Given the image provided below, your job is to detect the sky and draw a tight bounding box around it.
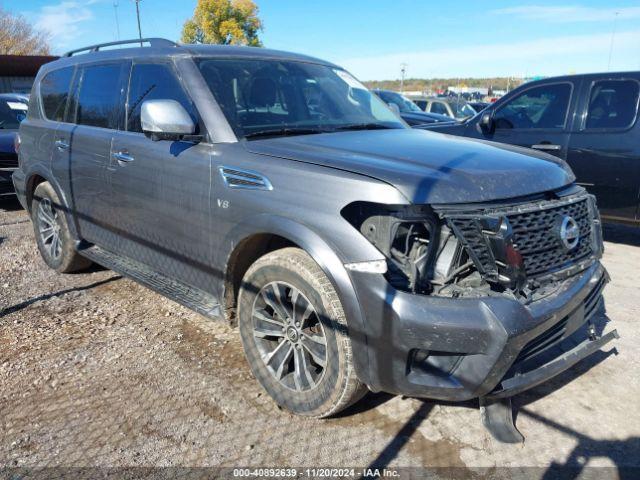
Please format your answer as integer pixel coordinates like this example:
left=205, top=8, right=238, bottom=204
left=5, top=0, right=640, bottom=80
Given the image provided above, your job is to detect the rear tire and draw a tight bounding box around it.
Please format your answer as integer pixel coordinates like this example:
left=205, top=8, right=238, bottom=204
left=238, top=247, right=367, bottom=417
left=31, top=182, right=92, bottom=273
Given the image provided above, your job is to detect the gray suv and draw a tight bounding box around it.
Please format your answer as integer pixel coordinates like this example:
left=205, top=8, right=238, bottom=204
left=13, top=39, right=617, bottom=440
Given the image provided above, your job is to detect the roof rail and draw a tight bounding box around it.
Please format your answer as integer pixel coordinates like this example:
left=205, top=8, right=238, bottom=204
left=63, top=38, right=178, bottom=57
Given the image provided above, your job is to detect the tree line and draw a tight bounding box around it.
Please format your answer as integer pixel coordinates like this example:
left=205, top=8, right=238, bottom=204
left=364, top=77, right=526, bottom=94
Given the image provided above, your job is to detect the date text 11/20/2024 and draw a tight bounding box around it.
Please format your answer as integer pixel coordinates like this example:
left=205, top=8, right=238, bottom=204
left=232, top=468, right=400, bottom=478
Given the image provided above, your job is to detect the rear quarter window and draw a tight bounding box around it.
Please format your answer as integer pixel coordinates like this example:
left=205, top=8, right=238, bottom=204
left=586, top=79, right=640, bottom=130
left=40, top=67, right=75, bottom=122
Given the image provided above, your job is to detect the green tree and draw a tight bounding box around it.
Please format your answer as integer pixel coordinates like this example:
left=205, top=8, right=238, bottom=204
left=181, top=0, right=263, bottom=47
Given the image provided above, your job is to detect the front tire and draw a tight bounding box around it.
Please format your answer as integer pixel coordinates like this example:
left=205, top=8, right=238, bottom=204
left=31, top=182, right=92, bottom=273
left=238, top=247, right=366, bottom=417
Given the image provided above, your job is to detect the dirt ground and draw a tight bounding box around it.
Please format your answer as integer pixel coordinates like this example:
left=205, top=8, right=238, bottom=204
left=1, top=196, right=639, bottom=478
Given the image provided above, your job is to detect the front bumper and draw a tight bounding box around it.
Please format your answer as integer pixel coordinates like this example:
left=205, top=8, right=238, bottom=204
left=349, top=261, right=615, bottom=401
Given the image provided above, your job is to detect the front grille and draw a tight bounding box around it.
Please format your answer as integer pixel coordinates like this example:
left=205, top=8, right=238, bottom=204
left=509, top=198, right=592, bottom=276
left=0, top=153, right=18, bottom=169
left=446, top=194, right=595, bottom=281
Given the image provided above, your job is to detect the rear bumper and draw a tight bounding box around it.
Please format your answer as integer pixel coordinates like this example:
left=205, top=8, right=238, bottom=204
left=348, top=261, right=614, bottom=401
left=10, top=168, right=27, bottom=208
left=0, top=168, right=17, bottom=196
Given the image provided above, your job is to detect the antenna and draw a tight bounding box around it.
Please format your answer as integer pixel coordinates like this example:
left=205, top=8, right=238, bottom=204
left=133, top=0, right=143, bottom=46
left=607, top=11, right=619, bottom=71
left=113, top=1, right=121, bottom=41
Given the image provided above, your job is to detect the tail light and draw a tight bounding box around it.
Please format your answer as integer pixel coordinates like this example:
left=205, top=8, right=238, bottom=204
left=14, top=133, right=21, bottom=154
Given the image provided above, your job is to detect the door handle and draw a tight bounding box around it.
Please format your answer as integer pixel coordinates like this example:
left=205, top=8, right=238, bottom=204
left=112, top=151, right=134, bottom=164
left=531, top=143, right=561, bottom=151
left=55, top=140, right=70, bottom=151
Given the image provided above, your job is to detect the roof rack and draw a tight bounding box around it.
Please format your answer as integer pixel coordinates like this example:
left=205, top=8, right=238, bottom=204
left=63, top=38, right=178, bottom=57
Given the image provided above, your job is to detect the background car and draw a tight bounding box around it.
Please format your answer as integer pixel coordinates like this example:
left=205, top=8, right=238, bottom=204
left=422, top=71, right=640, bottom=225
left=372, top=89, right=456, bottom=126
left=0, top=93, right=28, bottom=196
left=417, top=97, right=478, bottom=120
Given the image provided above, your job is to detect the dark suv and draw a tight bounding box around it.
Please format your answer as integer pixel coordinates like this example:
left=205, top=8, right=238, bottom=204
left=422, top=72, right=640, bottom=225
left=13, top=39, right=617, bottom=436
left=0, top=93, right=29, bottom=196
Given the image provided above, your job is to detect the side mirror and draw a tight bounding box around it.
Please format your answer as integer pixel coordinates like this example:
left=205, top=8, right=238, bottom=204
left=387, top=102, right=401, bottom=117
left=141, top=99, right=196, bottom=142
left=479, top=111, right=494, bottom=133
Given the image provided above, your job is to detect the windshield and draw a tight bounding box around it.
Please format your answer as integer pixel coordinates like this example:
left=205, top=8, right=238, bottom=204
left=0, top=99, right=28, bottom=130
left=376, top=90, right=422, bottom=113
left=197, top=59, right=405, bottom=138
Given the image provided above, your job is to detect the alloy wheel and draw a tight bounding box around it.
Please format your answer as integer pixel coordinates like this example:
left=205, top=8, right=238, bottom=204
left=251, top=281, right=327, bottom=392
left=37, top=198, right=62, bottom=261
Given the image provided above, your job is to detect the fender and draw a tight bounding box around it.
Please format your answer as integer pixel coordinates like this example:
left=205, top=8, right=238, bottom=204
left=23, top=165, right=82, bottom=244
left=219, top=214, right=374, bottom=387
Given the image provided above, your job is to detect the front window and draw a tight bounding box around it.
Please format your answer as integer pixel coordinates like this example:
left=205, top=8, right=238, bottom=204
left=0, top=98, right=28, bottom=130
left=376, top=90, right=423, bottom=113
left=450, top=101, right=476, bottom=119
left=494, top=83, right=572, bottom=130
left=197, top=58, right=405, bottom=138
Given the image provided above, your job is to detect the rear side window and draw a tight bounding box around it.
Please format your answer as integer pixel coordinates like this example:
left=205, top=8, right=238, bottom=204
left=495, top=83, right=572, bottom=130
left=76, top=64, right=124, bottom=129
left=586, top=79, right=639, bottom=130
left=126, top=63, right=197, bottom=133
left=40, top=67, right=74, bottom=122
left=430, top=102, right=448, bottom=116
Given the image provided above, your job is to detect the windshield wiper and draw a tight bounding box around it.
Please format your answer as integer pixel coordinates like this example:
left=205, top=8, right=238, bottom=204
left=244, top=127, right=327, bottom=139
left=332, top=123, right=396, bottom=131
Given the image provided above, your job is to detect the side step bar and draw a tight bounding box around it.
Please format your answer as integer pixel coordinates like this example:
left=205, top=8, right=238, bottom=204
left=78, top=244, right=221, bottom=319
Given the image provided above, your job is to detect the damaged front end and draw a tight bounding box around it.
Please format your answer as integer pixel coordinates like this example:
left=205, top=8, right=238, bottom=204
left=342, top=184, right=604, bottom=305
left=341, top=184, right=617, bottom=442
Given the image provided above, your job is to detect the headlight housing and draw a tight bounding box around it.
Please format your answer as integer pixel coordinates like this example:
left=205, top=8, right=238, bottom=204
left=342, top=202, right=472, bottom=295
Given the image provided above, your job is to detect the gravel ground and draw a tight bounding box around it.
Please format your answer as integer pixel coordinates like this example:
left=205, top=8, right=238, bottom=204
left=1, top=197, right=639, bottom=477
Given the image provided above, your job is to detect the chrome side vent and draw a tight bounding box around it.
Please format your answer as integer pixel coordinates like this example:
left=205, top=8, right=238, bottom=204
left=219, top=166, right=273, bottom=190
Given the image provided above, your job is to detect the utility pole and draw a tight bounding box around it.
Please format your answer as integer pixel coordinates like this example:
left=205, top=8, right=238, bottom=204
left=607, top=11, right=619, bottom=71
left=400, top=63, right=408, bottom=93
left=134, top=0, right=143, bottom=45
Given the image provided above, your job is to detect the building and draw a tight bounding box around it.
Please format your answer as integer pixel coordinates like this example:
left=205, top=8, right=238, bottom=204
left=0, top=55, right=58, bottom=94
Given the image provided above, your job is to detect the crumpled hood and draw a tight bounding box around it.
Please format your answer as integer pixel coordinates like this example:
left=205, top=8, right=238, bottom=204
left=0, top=131, right=17, bottom=154
left=245, top=129, right=575, bottom=204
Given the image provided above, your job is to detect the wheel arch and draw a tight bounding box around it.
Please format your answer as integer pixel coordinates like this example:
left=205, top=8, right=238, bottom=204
left=219, top=215, right=372, bottom=386
left=25, top=169, right=80, bottom=241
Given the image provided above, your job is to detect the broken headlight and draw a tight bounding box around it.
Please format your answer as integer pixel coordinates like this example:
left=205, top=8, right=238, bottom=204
left=342, top=202, right=481, bottom=295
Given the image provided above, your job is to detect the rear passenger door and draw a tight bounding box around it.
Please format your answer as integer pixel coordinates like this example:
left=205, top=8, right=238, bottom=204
left=489, top=81, right=576, bottom=159
left=68, top=61, right=129, bottom=247
left=38, top=66, right=76, bottom=198
left=108, top=61, right=215, bottom=291
left=567, top=77, right=640, bottom=222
